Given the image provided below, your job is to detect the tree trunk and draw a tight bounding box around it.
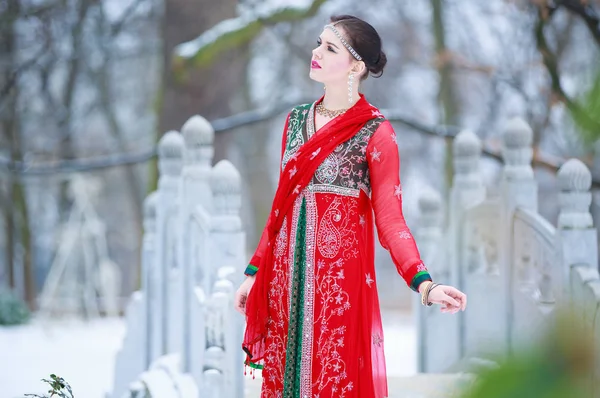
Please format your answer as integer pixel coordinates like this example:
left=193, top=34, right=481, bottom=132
left=0, top=0, right=36, bottom=307
left=151, top=0, right=250, bottom=191
left=431, top=0, right=459, bottom=192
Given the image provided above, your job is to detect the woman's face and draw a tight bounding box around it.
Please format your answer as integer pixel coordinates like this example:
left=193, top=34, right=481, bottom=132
left=309, top=27, right=356, bottom=85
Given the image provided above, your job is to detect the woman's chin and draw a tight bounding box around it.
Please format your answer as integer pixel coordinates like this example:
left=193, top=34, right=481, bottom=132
left=309, top=70, right=324, bottom=82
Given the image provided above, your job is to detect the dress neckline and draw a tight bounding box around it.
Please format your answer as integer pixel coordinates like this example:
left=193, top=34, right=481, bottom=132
left=307, top=99, right=341, bottom=139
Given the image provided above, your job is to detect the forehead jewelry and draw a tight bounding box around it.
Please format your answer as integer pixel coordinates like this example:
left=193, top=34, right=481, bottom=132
left=324, top=24, right=362, bottom=61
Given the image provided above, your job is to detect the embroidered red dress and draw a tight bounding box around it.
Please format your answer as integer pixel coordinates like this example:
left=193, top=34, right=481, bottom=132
left=243, top=97, right=432, bottom=398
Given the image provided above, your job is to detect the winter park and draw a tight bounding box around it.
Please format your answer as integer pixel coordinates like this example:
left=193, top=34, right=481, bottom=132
left=2, top=0, right=600, bottom=397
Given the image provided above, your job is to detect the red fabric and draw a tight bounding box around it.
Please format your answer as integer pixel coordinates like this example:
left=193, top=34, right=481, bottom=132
left=368, top=120, right=425, bottom=283
left=242, top=94, right=380, bottom=363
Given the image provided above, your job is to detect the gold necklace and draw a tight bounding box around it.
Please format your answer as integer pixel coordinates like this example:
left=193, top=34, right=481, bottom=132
left=316, top=102, right=347, bottom=118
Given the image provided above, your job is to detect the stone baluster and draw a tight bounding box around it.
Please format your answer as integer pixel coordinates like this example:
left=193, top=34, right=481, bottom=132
left=209, top=160, right=245, bottom=292
left=415, top=189, right=443, bottom=372
left=142, top=192, right=157, bottom=368
left=499, top=118, right=537, bottom=353
left=181, top=115, right=215, bottom=210
left=416, top=189, right=443, bottom=271
left=209, top=159, right=245, bottom=398
left=448, top=129, right=485, bottom=362
left=156, top=131, right=184, bottom=358
left=556, top=159, right=597, bottom=299
left=179, top=115, right=214, bottom=372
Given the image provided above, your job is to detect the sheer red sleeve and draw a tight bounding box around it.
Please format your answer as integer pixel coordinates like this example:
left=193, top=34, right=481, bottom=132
left=367, top=120, right=432, bottom=291
left=244, top=113, right=291, bottom=276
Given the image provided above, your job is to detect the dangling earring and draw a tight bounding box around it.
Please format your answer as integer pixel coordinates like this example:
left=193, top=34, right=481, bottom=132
left=348, top=73, right=354, bottom=103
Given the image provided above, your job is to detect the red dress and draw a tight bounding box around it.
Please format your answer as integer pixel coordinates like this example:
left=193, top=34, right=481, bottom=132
left=244, top=100, right=431, bottom=398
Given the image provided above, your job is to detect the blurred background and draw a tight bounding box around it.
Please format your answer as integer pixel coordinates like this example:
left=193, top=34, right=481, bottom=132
left=1, top=0, right=599, bottom=397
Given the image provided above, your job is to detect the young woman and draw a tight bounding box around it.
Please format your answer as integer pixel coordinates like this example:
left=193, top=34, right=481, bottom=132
left=234, top=15, right=467, bottom=398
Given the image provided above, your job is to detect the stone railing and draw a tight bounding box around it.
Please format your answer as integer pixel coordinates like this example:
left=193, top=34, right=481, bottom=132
left=416, top=118, right=600, bottom=393
left=110, top=115, right=245, bottom=398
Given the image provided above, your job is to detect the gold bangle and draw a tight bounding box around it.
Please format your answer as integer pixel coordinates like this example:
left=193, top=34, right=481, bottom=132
left=420, top=281, right=433, bottom=306
left=425, top=283, right=439, bottom=307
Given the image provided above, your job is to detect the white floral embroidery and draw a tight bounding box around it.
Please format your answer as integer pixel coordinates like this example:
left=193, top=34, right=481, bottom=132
left=372, top=334, right=383, bottom=347
left=289, top=165, right=297, bottom=179
left=289, top=150, right=301, bottom=162
left=365, top=273, right=374, bottom=287
left=310, top=147, right=322, bottom=159
left=391, top=132, right=397, bottom=142
left=416, top=262, right=428, bottom=272
left=370, top=147, right=381, bottom=162
left=398, top=230, right=411, bottom=239
left=359, top=215, right=365, bottom=226
left=394, top=184, right=402, bottom=199
left=371, top=109, right=383, bottom=118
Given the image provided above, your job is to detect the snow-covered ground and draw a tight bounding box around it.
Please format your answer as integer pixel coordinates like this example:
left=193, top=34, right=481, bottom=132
left=1, top=310, right=416, bottom=398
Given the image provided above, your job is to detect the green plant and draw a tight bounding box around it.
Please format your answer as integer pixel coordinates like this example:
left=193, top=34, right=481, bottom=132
left=24, top=374, right=74, bottom=398
left=460, top=312, right=595, bottom=398
left=0, top=288, right=30, bottom=326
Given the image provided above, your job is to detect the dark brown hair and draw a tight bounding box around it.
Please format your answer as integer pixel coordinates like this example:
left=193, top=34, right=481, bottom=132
left=330, top=15, right=387, bottom=80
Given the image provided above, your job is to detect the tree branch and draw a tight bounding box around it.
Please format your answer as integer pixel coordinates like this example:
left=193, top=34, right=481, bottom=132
left=0, top=42, right=49, bottom=110
left=534, top=5, right=600, bottom=133
left=4, top=100, right=597, bottom=188
left=556, top=0, right=600, bottom=46
left=172, top=0, right=328, bottom=69
left=110, top=0, right=147, bottom=37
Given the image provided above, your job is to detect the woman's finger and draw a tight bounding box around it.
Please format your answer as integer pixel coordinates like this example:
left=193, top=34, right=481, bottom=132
left=445, top=287, right=468, bottom=311
left=234, top=292, right=246, bottom=315
left=441, top=294, right=460, bottom=308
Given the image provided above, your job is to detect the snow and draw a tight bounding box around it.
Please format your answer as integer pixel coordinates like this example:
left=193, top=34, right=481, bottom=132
left=1, top=310, right=417, bottom=398
left=1, top=317, right=126, bottom=398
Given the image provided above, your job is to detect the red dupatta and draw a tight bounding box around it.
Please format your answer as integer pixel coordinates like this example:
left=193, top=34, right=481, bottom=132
left=242, top=94, right=380, bottom=366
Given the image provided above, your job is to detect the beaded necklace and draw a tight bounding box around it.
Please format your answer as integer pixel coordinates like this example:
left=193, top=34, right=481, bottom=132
left=315, top=102, right=347, bottom=118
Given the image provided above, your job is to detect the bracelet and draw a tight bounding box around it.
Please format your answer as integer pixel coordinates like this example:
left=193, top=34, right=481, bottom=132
left=420, top=281, right=433, bottom=306
left=423, top=283, right=439, bottom=307
left=424, top=283, right=442, bottom=307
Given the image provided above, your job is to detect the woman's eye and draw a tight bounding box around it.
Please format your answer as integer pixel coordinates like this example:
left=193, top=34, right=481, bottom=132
left=327, top=46, right=335, bottom=52
left=316, top=39, right=322, bottom=46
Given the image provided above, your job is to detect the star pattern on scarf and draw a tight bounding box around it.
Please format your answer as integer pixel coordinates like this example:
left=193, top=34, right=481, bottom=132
left=394, top=184, right=402, bottom=199
left=310, top=147, right=321, bottom=160
left=370, top=147, right=381, bottom=162
left=372, top=333, right=383, bottom=347
left=366, top=273, right=374, bottom=287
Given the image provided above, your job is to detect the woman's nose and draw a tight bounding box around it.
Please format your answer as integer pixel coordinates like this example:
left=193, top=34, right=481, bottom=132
left=312, top=48, right=321, bottom=59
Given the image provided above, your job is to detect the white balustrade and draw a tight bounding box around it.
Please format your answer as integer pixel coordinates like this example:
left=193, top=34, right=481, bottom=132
left=111, top=115, right=245, bottom=398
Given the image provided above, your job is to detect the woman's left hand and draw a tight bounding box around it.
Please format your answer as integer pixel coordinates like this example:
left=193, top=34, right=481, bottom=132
left=427, top=284, right=467, bottom=314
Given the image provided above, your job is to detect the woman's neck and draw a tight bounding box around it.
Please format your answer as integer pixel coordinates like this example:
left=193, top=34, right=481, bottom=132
left=322, top=82, right=360, bottom=110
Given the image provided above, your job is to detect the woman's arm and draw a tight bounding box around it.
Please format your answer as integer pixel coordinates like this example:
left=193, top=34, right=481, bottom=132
left=367, top=120, right=432, bottom=291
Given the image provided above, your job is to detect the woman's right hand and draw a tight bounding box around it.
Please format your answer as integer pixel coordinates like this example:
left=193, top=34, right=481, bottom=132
left=234, top=275, right=256, bottom=315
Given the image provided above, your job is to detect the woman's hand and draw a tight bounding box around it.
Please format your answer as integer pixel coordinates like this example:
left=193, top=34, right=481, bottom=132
left=234, top=275, right=255, bottom=315
left=422, top=283, right=467, bottom=314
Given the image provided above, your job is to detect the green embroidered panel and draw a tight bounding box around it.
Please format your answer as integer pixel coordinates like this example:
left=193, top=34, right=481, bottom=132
left=282, top=198, right=307, bottom=397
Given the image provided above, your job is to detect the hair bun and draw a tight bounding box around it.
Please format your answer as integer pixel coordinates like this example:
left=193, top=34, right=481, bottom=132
left=369, top=50, right=387, bottom=78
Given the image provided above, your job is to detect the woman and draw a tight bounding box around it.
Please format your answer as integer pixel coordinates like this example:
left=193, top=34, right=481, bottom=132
left=234, top=15, right=467, bottom=398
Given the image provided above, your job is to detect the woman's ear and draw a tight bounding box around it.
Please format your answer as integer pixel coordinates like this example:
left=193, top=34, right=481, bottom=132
left=352, top=60, right=367, bottom=78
